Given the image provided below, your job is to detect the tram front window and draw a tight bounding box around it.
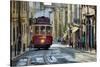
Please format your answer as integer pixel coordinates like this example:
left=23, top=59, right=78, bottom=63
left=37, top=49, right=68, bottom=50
left=46, top=26, right=51, bottom=35
left=41, top=26, right=45, bottom=34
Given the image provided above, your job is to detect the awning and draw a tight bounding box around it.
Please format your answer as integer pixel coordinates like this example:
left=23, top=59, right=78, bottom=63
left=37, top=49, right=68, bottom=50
left=63, top=25, right=79, bottom=38
left=72, top=27, right=79, bottom=33
left=63, top=30, right=68, bottom=39
left=63, top=32, right=67, bottom=38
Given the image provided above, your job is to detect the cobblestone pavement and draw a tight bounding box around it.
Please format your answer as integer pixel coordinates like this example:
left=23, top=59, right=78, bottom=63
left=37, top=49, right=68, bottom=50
left=11, top=43, right=96, bottom=66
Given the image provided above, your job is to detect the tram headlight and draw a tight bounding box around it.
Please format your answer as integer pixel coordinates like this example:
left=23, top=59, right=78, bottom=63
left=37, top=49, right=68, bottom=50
left=40, top=39, right=45, bottom=44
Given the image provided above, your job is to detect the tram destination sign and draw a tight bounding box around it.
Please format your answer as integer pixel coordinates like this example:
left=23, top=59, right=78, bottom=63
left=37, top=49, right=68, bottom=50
left=35, top=16, right=50, bottom=24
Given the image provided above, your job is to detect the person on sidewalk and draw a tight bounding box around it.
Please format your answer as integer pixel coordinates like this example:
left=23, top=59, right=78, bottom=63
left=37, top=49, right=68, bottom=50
left=17, top=41, right=21, bottom=55
left=70, top=40, right=73, bottom=48
left=17, top=33, right=21, bottom=55
left=29, top=40, right=34, bottom=50
left=81, top=35, right=85, bottom=50
left=23, top=43, right=25, bottom=52
left=79, top=39, right=82, bottom=49
left=77, top=39, right=80, bottom=49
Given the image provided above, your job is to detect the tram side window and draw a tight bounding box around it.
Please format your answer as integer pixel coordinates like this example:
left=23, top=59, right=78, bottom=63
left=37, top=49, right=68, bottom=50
left=35, top=26, right=39, bottom=34
left=46, top=26, right=51, bottom=35
left=41, top=26, right=45, bottom=34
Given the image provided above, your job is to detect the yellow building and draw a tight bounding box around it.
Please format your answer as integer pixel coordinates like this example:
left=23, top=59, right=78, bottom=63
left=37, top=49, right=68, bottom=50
left=19, top=1, right=29, bottom=52
left=10, top=0, right=29, bottom=58
left=52, top=4, right=68, bottom=42
left=62, top=4, right=81, bottom=46
left=11, top=0, right=19, bottom=58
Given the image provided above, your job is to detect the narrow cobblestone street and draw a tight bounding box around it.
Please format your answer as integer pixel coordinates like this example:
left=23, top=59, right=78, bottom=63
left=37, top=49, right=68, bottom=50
left=10, top=1, right=97, bottom=66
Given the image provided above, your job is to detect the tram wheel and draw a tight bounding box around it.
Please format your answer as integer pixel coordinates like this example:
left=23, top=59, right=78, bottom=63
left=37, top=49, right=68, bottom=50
left=38, top=48, right=40, bottom=50
left=44, top=47, right=49, bottom=50
left=44, top=45, right=50, bottom=50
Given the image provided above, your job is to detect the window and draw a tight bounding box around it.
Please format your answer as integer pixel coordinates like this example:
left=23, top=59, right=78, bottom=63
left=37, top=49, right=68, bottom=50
left=12, top=1, right=15, bottom=13
left=24, top=24, right=26, bottom=34
left=40, top=26, right=45, bottom=34
left=17, top=26, right=18, bottom=37
left=23, top=2, right=26, bottom=11
left=13, top=27, right=15, bottom=42
left=16, top=1, right=19, bottom=13
left=13, top=1, right=15, bottom=9
left=46, top=26, right=51, bottom=34
left=10, top=1, right=12, bottom=12
left=21, top=24, right=23, bottom=34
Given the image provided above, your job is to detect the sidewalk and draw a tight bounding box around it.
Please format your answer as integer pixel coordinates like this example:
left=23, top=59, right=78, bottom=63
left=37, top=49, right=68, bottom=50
left=11, top=48, right=29, bottom=61
left=74, top=49, right=96, bottom=62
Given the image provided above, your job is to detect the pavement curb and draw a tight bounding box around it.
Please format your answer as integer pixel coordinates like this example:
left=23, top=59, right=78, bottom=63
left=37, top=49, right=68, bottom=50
left=75, top=48, right=96, bottom=54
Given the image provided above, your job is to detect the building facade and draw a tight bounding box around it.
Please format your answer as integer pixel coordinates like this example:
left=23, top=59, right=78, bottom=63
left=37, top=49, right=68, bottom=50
left=81, top=5, right=96, bottom=50
left=10, top=0, right=29, bottom=59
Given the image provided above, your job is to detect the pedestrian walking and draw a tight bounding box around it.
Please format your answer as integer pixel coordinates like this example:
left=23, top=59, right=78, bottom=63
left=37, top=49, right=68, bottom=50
left=17, top=41, right=21, bottom=55
left=79, top=39, right=82, bottom=49
left=70, top=40, right=73, bottom=48
left=82, top=36, right=85, bottom=50
left=75, top=39, right=78, bottom=49
left=23, top=43, right=25, bottom=52
left=17, top=33, right=21, bottom=55
left=29, top=40, right=34, bottom=50
left=77, top=39, right=79, bottom=48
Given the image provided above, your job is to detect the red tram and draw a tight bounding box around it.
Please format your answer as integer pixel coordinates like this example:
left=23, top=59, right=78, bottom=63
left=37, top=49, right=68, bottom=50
left=31, top=16, right=52, bottom=49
